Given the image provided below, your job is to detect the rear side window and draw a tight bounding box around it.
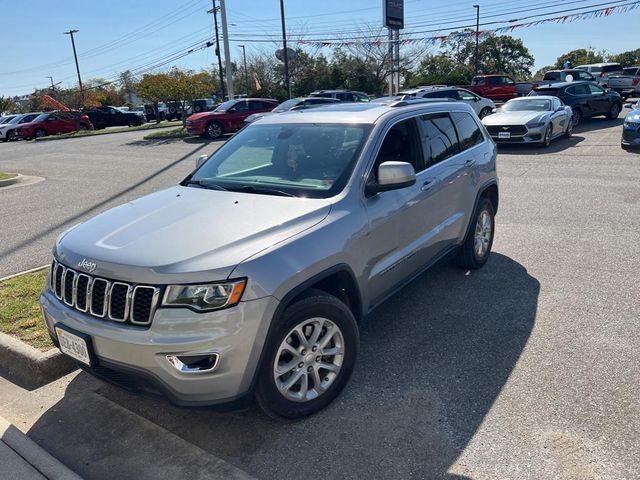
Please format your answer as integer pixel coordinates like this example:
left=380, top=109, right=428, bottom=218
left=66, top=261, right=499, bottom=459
left=488, top=77, right=501, bottom=85
left=544, top=72, right=560, bottom=81
left=577, top=71, right=593, bottom=80
left=418, top=113, right=460, bottom=168
left=530, top=88, right=559, bottom=96
left=451, top=112, right=484, bottom=150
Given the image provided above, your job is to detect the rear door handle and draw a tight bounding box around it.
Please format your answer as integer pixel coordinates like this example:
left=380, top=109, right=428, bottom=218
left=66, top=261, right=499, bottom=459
left=421, top=179, right=436, bottom=191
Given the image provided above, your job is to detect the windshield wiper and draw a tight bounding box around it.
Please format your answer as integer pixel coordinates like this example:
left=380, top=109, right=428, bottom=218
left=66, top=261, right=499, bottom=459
left=230, top=185, right=296, bottom=197
left=184, top=179, right=227, bottom=191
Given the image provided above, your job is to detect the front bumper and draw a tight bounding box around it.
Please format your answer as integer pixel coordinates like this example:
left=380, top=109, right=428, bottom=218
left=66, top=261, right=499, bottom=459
left=40, top=289, right=279, bottom=406
left=488, top=124, right=544, bottom=144
left=186, top=121, right=206, bottom=135
left=622, top=124, right=640, bottom=147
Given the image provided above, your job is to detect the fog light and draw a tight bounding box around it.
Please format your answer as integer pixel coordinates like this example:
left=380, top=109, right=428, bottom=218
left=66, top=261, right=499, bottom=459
left=166, top=353, right=220, bottom=373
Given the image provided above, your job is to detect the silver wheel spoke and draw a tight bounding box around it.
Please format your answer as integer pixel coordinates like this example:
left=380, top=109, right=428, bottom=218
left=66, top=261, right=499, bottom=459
left=280, top=369, right=304, bottom=393
left=298, top=372, right=309, bottom=398
left=292, top=326, right=310, bottom=349
left=311, top=366, right=324, bottom=392
left=321, top=345, right=343, bottom=356
left=318, top=362, right=340, bottom=373
left=275, top=358, right=300, bottom=376
left=317, top=324, right=336, bottom=350
left=308, top=318, right=325, bottom=346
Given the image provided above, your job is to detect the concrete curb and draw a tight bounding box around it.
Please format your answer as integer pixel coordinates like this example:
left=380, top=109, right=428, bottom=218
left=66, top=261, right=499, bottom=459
left=0, top=332, right=76, bottom=388
left=0, top=264, right=49, bottom=282
left=33, top=123, right=182, bottom=143
left=0, top=173, right=21, bottom=188
left=1, top=416, right=83, bottom=479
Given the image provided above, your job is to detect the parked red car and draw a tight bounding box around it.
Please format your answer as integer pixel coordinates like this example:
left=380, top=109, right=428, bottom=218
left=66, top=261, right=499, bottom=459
left=464, top=75, right=518, bottom=101
left=186, top=98, right=278, bottom=138
left=19, top=111, right=93, bottom=139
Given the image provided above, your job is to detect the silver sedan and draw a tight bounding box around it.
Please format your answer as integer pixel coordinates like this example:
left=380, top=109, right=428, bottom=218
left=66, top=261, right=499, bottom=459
left=482, top=96, right=573, bottom=147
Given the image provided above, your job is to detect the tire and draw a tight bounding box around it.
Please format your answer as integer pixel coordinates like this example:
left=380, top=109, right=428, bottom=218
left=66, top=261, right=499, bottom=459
left=194, top=105, right=202, bottom=113
left=205, top=121, right=223, bottom=139
left=6, top=130, right=16, bottom=141
left=255, top=289, right=359, bottom=419
left=479, top=107, right=493, bottom=119
left=572, top=108, right=582, bottom=127
left=128, top=119, right=139, bottom=127
left=455, top=197, right=495, bottom=270
left=34, top=128, right=47, bottom=138
left=78, top=123, right=87, bottom=131
left=540, top=124, right=552, bottom=148
left=607, top=102, right=621, bottom=120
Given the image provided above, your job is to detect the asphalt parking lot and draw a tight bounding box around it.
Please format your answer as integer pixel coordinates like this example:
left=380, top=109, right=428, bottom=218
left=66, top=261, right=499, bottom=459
left=1, top=114, right=639, bottom=479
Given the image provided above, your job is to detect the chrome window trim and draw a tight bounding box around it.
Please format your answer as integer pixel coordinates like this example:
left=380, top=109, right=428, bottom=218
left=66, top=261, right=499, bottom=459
left=108, top=282, right=131, bottom=322
left=130, top=285, right=160, bottom=325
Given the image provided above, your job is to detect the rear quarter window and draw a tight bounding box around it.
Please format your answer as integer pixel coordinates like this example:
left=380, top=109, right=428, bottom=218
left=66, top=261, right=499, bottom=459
left=451, top=112, right=484, bottom=150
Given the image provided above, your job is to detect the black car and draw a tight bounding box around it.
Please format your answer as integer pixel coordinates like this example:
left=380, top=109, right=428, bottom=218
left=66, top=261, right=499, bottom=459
left=84, top=106, right=144, bottom=129
left=529, top=81, right=622, bottom=125
left=191, top=98, right=216, bottom=113
left=243, top=96, right=340, bottom=125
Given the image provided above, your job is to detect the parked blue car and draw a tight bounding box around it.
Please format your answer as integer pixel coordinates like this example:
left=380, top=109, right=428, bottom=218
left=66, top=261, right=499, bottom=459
left=622, top=100, right=640, bottom=149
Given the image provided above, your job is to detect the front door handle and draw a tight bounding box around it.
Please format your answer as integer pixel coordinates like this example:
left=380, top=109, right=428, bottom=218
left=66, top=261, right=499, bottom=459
left=465, top=158, right=476, bottom=166
left=421, top=179, right=436, bottom=191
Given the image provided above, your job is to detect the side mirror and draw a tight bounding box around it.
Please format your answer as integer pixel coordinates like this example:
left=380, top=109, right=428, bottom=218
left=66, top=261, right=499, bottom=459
left=366, top=161, right=416, bottom=196
left=196, top=154, right=208, bottom=169
left=624, top=102, right=633, bottom=109
left=491, top=108, right=498, bottom=114
left=555, top=106, right=564, bottom=112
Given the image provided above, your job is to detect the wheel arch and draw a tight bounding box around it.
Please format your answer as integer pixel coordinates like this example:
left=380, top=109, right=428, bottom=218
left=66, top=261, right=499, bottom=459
left=461, top=180, right=499, bottom=243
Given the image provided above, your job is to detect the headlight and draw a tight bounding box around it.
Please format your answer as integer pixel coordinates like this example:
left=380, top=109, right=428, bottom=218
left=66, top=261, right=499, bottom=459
left=162, top=279, right=246, bottom=311
left=526, top=121, right=545, bottom=128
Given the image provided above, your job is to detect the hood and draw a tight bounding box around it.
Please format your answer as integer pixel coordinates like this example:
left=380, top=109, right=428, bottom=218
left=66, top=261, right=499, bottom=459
left=483, top=110, right=547, bottom=125
left=187, top=111, right=224, bottom=122
left=56, top=186, right=331, bottom=284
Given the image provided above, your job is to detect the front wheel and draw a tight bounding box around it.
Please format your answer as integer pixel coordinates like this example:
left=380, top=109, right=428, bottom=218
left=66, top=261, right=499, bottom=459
left=572, top=109, right=582, bottom=127
left=34, top=128, right=47, bottom=138
left=541, top=124, right=552, bottom=148
left=479, top=107, right=493, bottom=119
left=456, top=197, right=495, bottom=270
left=205, top=121, right=223, bottom=139
left=563, top=117, right=573, bottom=138
left=607, top=102, right=621, bottom=120
left=256, top=290, right=359, bottom=419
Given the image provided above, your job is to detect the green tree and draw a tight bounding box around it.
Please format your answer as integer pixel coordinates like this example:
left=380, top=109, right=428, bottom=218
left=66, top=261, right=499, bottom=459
left=166, top=68, right=213, bottom=127
left=533, top=65, right=555, bottom=79
left=134, top=73, right=174, bottom=122
left=0, top=96, right=16, bottom=114
left=554, top=48, right=605, bottom=68
left=610, top=49, right=640, bottom=66
left=411, top=54, right=471, bottom=87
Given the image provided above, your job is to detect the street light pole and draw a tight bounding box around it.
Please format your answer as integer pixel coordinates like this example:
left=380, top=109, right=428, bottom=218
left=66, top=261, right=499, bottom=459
left=238, top=45, right=249, bottom=95
left=219, top=0, right=234, bottom=99
left=279, top=0, right=291, bottom=99
left=209, top=0, right=225, bottom=99
left=473, top=5, right=480, bottom=76
left=63, top=29, right=83, bottom=105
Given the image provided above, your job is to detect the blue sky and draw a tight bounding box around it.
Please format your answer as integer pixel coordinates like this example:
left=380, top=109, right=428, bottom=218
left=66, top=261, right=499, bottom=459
left=1, top=0, right=637, bottom=97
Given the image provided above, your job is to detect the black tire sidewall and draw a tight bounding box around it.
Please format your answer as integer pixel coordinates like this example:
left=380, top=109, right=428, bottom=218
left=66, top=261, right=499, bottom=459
left=456, top=197, right=495, bottom=269
left=609, top=103, right=620, bottom=119
left=256, top=292, right=359, bottom=419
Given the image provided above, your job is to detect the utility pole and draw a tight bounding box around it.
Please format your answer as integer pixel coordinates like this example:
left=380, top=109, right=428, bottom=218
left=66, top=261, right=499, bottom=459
left=473, top=5, right=480, bottom=76
left=219, top=0, right=234, bottom=99
left=46, top=76, right=55, bottom=90
left=208, top=0, right=225, bottom=99
left=279, top=0, right=291, bottom=99
left=63, top=29, right=83, bottom=106
left=238, top=45, right=249, bottom=95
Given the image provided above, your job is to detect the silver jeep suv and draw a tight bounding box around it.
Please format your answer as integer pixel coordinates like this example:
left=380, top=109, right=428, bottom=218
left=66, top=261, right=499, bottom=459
left=40, top=99, right=499, bottom=418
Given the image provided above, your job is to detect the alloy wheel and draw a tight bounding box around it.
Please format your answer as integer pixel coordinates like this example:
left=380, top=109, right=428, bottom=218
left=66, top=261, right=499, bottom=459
left=474, top=209, right=492, bottom=258
left=207, top=123, right=222, bottom=138
left=273, top=317, right=345, bottom=402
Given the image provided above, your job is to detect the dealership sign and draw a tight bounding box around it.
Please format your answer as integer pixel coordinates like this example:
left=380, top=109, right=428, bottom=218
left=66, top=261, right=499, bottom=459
left=383, top=0, right=404, bottom=29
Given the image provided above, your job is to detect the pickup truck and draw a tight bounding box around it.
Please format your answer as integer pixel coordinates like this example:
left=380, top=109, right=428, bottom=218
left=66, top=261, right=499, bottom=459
left=608, top=67, right=640, bottom=99
left=464, top=75, right=518, bottom=101
left=515, top=69, right=597, bottom=96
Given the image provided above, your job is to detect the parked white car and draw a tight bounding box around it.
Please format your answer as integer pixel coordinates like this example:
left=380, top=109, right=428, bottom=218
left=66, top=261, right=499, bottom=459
left=398, top=86, right=496, bottom=119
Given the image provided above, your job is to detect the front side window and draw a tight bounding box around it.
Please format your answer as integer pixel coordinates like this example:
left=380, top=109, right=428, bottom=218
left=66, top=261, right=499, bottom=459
left=451, top=112, right=484, bottom=151
left=552, top=98, right=562, bottom=111
left=457, top=89, right=477, bottom=101
left=190, top=123, right=370, bottom=198
left=588, top=84, right=604, bottom=95
left=214, top=100, right=239, bottom=112
left=373, top=119, right=423, bottom=176
left=419, top=113, right=460, bottom=168
left=578, top=71, right=594, bottom=80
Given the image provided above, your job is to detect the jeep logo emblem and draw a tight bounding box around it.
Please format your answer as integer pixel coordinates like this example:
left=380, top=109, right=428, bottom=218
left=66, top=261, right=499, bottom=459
left=77, top=258, right=97, bottom=273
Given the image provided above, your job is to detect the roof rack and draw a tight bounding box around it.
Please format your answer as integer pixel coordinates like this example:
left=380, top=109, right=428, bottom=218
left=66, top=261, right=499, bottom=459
left=389, top=97, right=457, bottom=108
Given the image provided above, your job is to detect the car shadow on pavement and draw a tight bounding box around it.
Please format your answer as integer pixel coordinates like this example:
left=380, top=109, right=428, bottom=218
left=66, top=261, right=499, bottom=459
left=26, top=253, right=539, bottom=480
left=124, top=135, right=229, bottom=147
left=498, top=135, right=585, bottom=155
left=572, top=116, right=623, bottom=135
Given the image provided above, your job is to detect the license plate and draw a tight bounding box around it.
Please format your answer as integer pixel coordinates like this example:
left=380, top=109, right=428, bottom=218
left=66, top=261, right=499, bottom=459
left=55, top=327, right=91, bottom=365
left=498, top=132, right=511, bottom=139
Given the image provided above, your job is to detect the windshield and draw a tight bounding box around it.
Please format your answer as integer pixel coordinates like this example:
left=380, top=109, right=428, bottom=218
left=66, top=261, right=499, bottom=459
left=32, top=113, right=49, bottom=122
left=214, top=100, right=238, bottom=112
left=189, top=123, right=370, bottom=198
left=273, top=99, right=300, bottom=113
left=503, top=99, right=551, bottom=112
left=0, top=116, right=17, bottom=124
